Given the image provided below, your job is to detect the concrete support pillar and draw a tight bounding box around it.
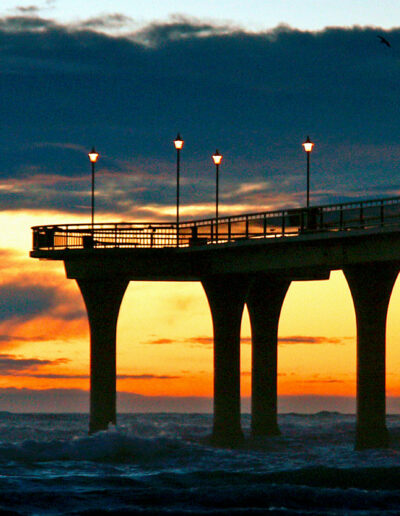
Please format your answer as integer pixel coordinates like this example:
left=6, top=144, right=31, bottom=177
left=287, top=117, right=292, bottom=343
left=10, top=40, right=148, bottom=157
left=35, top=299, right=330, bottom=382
left=344, top=263, right=398, bottom=449
left=246, top=276, right=290, bottom=437
left=202, top=275, right=249, bottom=447
left=77, top=278, right=129, bottom=434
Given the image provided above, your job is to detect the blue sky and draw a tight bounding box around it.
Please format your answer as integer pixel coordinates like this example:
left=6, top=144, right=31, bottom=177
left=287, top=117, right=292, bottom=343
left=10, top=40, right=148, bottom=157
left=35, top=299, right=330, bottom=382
left=1, top=1, right=400, bottom=32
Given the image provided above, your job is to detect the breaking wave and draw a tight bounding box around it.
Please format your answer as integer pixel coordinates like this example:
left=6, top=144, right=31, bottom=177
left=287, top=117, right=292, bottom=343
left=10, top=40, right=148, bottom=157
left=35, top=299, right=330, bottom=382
left=0, top=413, right=400, bottom=514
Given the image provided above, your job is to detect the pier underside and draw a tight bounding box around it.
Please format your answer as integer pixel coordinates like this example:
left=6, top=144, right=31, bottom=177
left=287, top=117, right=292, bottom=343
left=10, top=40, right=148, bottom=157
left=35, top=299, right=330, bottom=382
left=30, top=213, right=400, bottom=449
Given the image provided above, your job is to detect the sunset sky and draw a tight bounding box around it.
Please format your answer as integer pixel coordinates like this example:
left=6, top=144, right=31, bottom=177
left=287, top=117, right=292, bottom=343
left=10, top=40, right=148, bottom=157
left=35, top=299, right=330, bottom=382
left=1, top=2, right=400, bottom=413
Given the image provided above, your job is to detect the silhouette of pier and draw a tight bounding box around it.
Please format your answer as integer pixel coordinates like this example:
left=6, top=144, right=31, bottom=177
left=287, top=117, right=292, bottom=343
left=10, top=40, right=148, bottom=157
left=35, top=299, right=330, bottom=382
left=30, top=195, right=400, bottom=449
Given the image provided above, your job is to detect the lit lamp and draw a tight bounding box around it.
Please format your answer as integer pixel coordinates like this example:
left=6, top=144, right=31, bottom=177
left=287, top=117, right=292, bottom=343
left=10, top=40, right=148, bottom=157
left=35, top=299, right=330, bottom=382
left=302, top=136, right=314, bottom=208
left=174, top=133, right=184, bottom=246
left=88, top=147, right=99, bottom=229
left=212, top=150, right=223, bottom=241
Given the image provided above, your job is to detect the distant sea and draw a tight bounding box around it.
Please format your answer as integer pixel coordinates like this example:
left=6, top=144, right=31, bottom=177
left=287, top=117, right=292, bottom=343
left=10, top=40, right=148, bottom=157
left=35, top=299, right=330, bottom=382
left=2, top=412, right=400, bottom=514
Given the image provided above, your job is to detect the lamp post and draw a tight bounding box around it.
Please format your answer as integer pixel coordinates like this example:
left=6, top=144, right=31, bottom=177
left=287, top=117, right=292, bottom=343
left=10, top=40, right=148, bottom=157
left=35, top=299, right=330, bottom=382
left=88, top=147, right=99, bottom=230
left=212, top=150, right=223, bottom=242
left=174, top=133, right=184, bottom=246
left=302, top=136, right=314, bottom=209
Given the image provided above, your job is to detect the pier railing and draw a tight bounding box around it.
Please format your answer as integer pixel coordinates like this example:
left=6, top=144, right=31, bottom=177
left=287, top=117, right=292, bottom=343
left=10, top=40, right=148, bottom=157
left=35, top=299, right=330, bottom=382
left=32, top=195, right=400, bottom=251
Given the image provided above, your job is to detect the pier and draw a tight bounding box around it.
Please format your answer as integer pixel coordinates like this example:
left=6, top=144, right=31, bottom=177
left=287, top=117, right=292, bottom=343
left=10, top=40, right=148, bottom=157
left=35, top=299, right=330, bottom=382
left=30, top=195, right=400, bottom=449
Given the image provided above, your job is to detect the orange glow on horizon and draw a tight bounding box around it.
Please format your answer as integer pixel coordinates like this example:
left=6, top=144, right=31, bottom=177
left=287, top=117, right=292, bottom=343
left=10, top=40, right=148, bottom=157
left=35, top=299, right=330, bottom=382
left=1, top=211, right=400, bottom=404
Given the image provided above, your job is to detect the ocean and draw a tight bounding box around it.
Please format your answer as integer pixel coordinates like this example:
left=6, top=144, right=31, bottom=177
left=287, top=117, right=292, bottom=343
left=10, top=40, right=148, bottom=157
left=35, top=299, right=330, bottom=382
left=1, top=412, right=400, bottom=515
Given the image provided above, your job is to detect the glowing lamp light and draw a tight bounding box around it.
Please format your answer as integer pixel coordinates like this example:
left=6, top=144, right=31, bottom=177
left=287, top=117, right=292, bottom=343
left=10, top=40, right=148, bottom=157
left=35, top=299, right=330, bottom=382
left=212, top=150, right=223, bottom=165
left=88, top=147, right=99, bottom=163
left=174, top=133, right=184, bottom=150
left=174, top=133, right=183, bottom=247
left=302, top=136, right=314, bottom=153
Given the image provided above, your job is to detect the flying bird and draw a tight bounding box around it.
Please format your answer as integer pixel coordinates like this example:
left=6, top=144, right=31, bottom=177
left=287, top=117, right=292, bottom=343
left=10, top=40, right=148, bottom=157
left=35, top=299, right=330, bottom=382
left=377, top=35, right=391, bottom=47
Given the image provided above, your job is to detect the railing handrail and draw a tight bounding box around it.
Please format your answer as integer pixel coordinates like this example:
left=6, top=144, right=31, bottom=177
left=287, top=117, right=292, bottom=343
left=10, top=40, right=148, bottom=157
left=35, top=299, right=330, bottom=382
left=31, top=194, right=400, bottom=251
left=31, top=195, right=400, bottom=231
left=31, top=221, right=177, bottom=230
left=181, top=195, right=400, bottom=226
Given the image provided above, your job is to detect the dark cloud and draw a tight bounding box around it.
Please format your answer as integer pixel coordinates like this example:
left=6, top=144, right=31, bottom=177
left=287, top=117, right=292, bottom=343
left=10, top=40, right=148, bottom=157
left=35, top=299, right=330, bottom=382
left=300, top=378, right=345, bottom=384
left=15, top=6, right=40, bottom=15
left=78, top=13, right=135, bottom=31
left=0, top=15, right=55, bottom=32
left=0, top=334, right=46, bottom=342
left=0, top=353, right=68, bottom=373
left=19, top=373, right=89, bottom=378
left=0, top=284, right=57, bottom=322
left=0, top=281, right=85, bottom=324
left=241, top=371, right=287, bottom=377
left=0, top=370, right=180, bottom=379
left=145, top=336, right=249, bottom=347
left=145, top=335, right=343, bottom=346
left=134, top=16, right=238, bottom=46
left=0, top=18, right=397, bottom=217
left=117, top=374, right=180, bottom=380
left=279, top=336, right=344, bottom=345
